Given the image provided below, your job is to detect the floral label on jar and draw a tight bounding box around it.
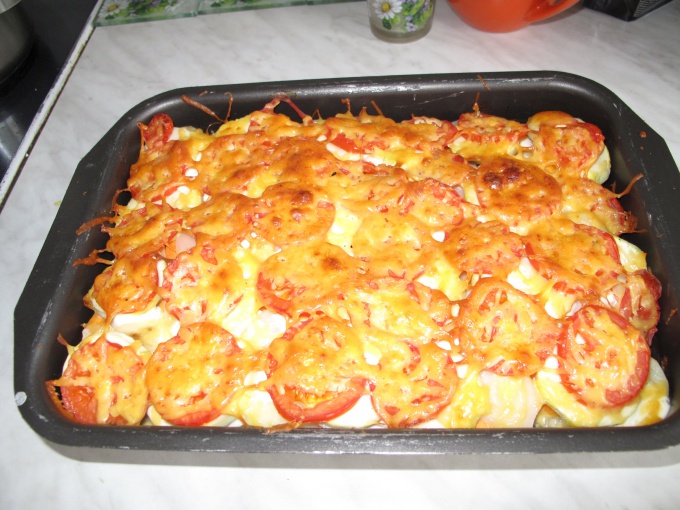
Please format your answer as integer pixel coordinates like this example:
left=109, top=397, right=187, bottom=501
left=370, top=0, right=435, bottom=37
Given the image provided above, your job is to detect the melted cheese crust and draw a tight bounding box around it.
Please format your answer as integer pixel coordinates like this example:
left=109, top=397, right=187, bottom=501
left=49, top=100, right=668, bottom=430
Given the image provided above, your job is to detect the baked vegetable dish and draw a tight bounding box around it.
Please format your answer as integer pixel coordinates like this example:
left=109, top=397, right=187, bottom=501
left=47, top=96, right=670, bottom=429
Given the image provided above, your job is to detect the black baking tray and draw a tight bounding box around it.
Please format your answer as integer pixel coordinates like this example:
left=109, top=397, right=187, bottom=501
left=14, top=71, right=680, bottom=454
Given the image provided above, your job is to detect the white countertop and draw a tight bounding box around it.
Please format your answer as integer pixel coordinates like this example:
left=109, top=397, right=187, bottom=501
left=2, top=2, right=680, bottom=508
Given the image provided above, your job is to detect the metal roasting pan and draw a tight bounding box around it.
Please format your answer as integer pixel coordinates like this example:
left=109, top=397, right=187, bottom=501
left=14, top=71, right=680, bottom=454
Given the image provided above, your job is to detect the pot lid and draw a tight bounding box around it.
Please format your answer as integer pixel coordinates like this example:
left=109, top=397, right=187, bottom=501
left=0, top=0, right=22, bottom=15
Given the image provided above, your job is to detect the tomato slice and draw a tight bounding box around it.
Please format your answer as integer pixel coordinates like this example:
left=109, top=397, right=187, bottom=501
left=268, top=378, right=366, bottom=424
left=329, top=132, right=360, bottom=153
left=350, top=210, right=431, bottom=281
left=146, top=322, right=247, bottom=426
left=54, top=337, right=148, bottom=425
left=557, top=305, right=651, bottom=408
left=573, top=223, right=621, bottom=265
left=256, top=240, right=359, bottom=317
left=401, top=178, right=466, bottom=228
left=255, top=183, right=336, bottom=248
left=455, top=278, right=560, bottom=376
left=525, top=217, right=623, bottom=282
left=526, top=111, right=605, bottom=177
left=139, top=113, right=174, bottom=152
left=453, top=112, right=529, bottom=161
left=559, top=176, right=637, bottom=236
left=266, top=317, right=370, bottom=423
left=90, top=253, right=159, bottom=318
left=404, top=116, right=459, bottom=146
left=58, top=385, right=99, bottom=424
left=627, top=270, right=662, bottom=344
left=371, top=342, right=457, bottom=427
left=161, top=239, right=245, bottom=325
left=443, top=220, right=526, bottom=280
left=474, top=156, right=562, bottom=226
left=338, top=276, right=455, bottom=338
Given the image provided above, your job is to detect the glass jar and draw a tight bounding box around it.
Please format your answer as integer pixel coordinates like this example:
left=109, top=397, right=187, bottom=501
left=367, top=0, right=436, bottom=43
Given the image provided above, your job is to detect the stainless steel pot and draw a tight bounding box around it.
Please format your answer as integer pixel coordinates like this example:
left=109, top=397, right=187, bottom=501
left=0, top=0, right=34, bottom=86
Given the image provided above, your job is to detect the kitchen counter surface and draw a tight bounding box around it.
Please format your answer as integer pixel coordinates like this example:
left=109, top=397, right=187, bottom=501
left=2, top=1, right=680, bottom=508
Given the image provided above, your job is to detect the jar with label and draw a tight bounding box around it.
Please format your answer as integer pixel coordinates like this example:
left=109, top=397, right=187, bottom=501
left=367, top=0, right=436, bottom=43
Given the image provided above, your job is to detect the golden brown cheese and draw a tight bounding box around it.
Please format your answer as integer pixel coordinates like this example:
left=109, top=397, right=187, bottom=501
left=48, top=98, right=669, bottom=430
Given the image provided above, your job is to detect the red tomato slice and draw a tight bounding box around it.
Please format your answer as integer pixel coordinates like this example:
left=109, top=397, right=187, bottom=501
left=255, top=183, right=336, bottom=248
left=329, top=132, right=360, bottom=153
left=161, top=240, right=244, bottom=325
left=268, top=378, right=366, bottom=424
left=456, top=278, right=560, bottom=376
left=528, top=112, right=605, bottom=176
left=146, top=322, right=246, bottom=426
left=56, top=337, right=147, bottom=425
left=524, top=217, right=624, bottom=283
left=350, top=210, right=431, bottom=281
left=529, top=258, right=601, bottom=318
left=443, top=220, right=526, bottom=280
left=557, top=305, right=651, bottom=408
left=165, top=409, right=222, bottom=427
left=59, top=386, right=99, bottom=424
left=627, top=270, right=662, bottom=344
left=456, top=112, right=529, bottom=150
left=371, top=342, right=457, bottom=428
left=401, top=178, right=466, bottom=228
left=256, top=240, right=358, bottom=317
left=404, top=116, right=459, bottom=145
left=266, top=317, right=370, bottom=423
left=256, top=272, right=303, bottom=316
left=559, top=176, right=637, bottom=236
left=91, top=254, right=159, bottom=318
left=474, top=157, right=562, bottom=226
left=573, top=223, right=621, bottom=265
left=139, top=113, right=174, bottom=152
left=338, top=276, right=456, bottom=339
